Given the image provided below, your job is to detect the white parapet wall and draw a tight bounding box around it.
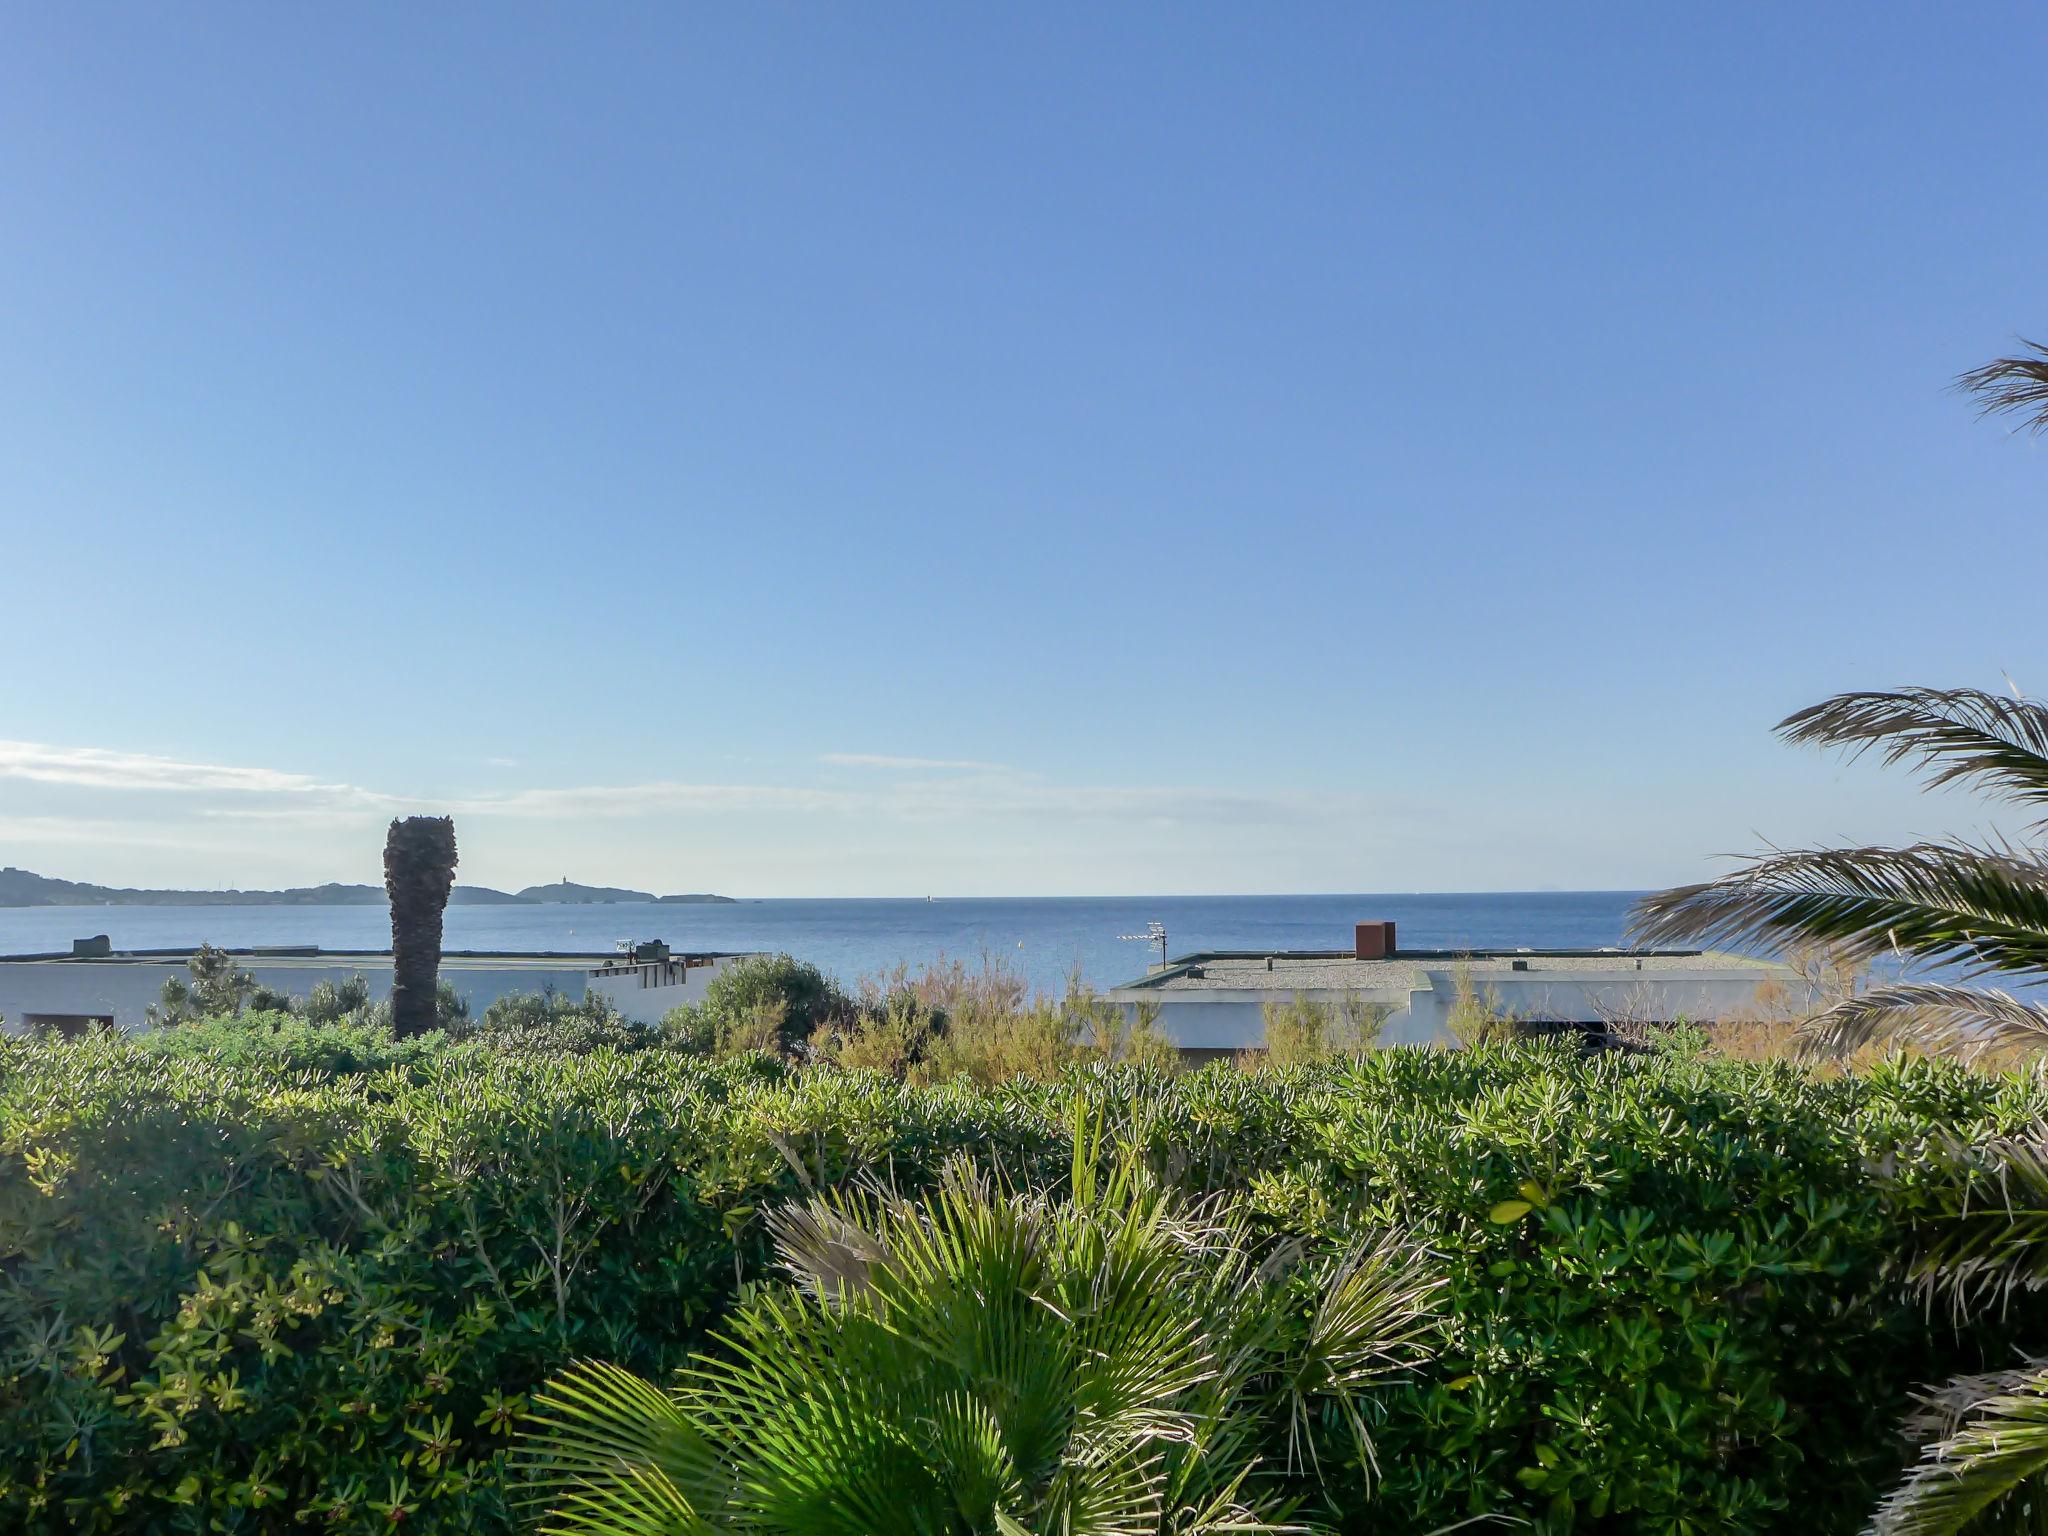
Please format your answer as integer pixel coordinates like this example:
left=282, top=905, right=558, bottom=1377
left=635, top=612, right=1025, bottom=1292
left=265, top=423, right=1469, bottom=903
left=0, top=949, right=766, bottom=1032
left=1396, top=966, right=1791, bottom=1043
left=1107, top=950, right=1799, bottom=1053
left=583, top=954, right=756, bottom=1025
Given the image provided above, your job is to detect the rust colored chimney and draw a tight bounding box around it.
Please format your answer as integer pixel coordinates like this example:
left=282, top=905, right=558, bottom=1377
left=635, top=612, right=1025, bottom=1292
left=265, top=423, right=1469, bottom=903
left=1354, top=920, right=1396, bottom=960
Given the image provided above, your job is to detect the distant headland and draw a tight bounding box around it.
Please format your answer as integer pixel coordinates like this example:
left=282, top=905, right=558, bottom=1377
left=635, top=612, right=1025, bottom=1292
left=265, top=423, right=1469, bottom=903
left=0, top=867, right=736, bottom=908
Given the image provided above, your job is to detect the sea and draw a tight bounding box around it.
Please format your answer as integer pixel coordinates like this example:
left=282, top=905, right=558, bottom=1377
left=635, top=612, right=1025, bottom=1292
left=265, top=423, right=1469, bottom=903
left=0, top=891, right=1648, bottom=997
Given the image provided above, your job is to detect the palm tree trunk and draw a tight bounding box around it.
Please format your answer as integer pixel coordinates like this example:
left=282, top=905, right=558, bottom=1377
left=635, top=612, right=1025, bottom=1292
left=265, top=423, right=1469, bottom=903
left=384, top=816, right=458, bottom=1037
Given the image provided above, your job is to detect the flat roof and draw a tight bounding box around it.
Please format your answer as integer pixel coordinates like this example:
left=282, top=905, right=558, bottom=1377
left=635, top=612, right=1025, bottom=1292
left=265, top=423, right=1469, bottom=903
left=1109, top=947, right=1784, bottom=995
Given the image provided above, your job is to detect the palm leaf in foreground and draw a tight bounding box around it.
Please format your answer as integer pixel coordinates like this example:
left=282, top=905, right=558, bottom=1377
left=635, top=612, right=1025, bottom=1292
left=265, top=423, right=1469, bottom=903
left=1777, top=688, right=2048, bottom=827
left=1889, top=1132, right=2048, bottom=1322
left=1959, top=340, right=2048, bottom=437
left=516, top=1358, right=730, bottom=1536
left=1796, top=983, right=2048, bottom=1063
left=1630, top=843, right=2048, bottom=980
left=1872, top=1362, right=2048, bottom=1536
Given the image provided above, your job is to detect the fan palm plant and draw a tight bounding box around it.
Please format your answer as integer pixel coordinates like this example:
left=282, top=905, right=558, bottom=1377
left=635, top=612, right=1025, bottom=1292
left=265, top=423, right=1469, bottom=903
left=516, top=1127, right=1444, bottom=1535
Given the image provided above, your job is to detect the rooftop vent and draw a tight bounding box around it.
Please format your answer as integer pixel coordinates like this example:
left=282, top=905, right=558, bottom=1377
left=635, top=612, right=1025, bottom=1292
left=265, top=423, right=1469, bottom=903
left=1354, top=921, right=1396, bottom=961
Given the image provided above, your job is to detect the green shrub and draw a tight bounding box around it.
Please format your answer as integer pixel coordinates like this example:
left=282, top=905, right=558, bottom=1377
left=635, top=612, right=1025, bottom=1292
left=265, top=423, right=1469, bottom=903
left=146, top=943, right=261, bottom=1026
left=1258, top=991, right=1387, bottom=1064
left=301, top=973, right=374, bottom=1024
left=139, top=1009, right=449, bottom=1077
left=467, top=989, right=656, bottom=1055
left=662, top=954, right=853, bottom=1059
left=1, top=1035, right=2042, bottom=1533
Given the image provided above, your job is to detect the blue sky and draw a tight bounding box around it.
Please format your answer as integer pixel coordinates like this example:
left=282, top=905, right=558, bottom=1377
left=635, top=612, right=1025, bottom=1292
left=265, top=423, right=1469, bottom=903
left=1, top=5, right=2043, bottom=897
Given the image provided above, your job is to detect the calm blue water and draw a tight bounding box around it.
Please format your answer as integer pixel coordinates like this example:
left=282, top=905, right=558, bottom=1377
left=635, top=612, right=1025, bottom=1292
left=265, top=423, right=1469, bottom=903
left=0, top=892, right=1646, bottom=996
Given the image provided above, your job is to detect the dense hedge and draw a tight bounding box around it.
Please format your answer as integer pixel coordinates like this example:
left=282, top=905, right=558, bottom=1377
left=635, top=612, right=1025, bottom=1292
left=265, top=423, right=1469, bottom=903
left=1, top=1032, right=2042, bottom=1534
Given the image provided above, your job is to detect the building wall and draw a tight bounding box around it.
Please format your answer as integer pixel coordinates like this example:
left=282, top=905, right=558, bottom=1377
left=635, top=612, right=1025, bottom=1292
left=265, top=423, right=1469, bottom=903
left=1399, top=969, right=1784, bottom=1041
left=1125, top=990, right=1417, bottom=1051
left=0, top=960, right=597, bottom=1032
left=583, top=955, right=750, bottom=1025
left=1122, top=967, right=1783, bottom=1052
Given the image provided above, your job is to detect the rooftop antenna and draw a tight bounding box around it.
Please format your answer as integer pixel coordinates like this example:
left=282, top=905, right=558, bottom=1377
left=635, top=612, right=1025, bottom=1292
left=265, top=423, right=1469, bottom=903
left=1119, top=920, right=1168, bottom=966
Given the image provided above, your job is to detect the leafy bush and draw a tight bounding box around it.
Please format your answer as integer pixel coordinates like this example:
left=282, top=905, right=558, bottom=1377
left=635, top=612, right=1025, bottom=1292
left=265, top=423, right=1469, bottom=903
left=468, top=989, right=657, bottom=1055
left=663, top=954, right=853, bottom=1058
left=812, top=956, right=1177, bottom=1083
left=2, top=1034, right=2044, bottom=1532
left=144, top=954, right=470, bottom=1036
left=139, top=1009, right=450, bottom=1076
left=1259, top=991, right=1387, bottom=1064
left=301, top=973, right=374, bottom=1024
left=146, top=943, right=261, bottom=1026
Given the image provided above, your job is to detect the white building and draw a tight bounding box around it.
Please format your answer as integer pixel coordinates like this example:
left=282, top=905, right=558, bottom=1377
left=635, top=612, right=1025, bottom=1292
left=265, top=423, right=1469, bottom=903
left=1105, top=920, right=1798, bottom=1054
left=583, top=950, right=760, bottom=1024
left=0, top=940, right=764, bottom=1033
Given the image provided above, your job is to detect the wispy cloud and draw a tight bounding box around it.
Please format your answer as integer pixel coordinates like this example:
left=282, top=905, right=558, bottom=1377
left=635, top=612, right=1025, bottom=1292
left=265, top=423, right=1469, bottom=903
left=0, top=740, right=363, bottom=797
left=0, top=814, right=236, bottom=849
left=452, top=782, right=854, bottom=818
left=4, top=737, right=1356, bottom=861
left=4, top=736, right=1332, bottom=826
left=821, top=753, right=1016, bottom=774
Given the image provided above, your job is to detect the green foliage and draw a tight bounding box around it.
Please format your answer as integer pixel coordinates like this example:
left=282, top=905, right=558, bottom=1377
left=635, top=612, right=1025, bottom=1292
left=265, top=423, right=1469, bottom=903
left=0, top=1034, right=1021, bottom=1533
left=1260, top=992, right=1387, bottom=1065
left=1635, top=675, right=2048, bottom=1532
left=3, top=1034, right=2046, bottom=1532
left=809, top=959, right=1172, bottom=1083
left=519, top=1140, right=1443, bottom=1533
left=143, top=961, right=470, bottom=1038
left=1441, top=966, right=1531, bottom=1049
left=139, top=1010, right=450, bottom=1076
left=816, top=984, right=945, bottom=1077
left=470, top=989, right=657, bottom=1055
left=664, top=954, right=852, bottom=1059
left=302, top=973, right=374, bottom=1024
left=147, top=944, right=260, bottom=1026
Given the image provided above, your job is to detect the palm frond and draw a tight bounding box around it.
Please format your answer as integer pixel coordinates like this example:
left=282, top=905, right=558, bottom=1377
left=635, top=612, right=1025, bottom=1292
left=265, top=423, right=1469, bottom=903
left=1959, top=341, right=2048, bottom=436
left=1903, top=1359, right=2048, bottom=1444
left=1873, top=1361, right=2048, bottom=1535
left=766, top=1193, right=894, bottom=1304
left=1774, top=687, right=2048, bottom=825
left=1630, top=843, right=2048, bottom=977
left=1888, top=1131, right=2048, bottom=1318
left=1275, top=1232, right=1444, bottom=1482
left=516, top=1359, right=731, bottom=1536
left=1795, top=983, right=2048, bottom=1062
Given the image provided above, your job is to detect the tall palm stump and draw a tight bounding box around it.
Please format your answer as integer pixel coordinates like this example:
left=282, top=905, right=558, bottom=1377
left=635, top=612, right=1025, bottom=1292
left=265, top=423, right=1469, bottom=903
left=384, top=816, right=458, bottom=1037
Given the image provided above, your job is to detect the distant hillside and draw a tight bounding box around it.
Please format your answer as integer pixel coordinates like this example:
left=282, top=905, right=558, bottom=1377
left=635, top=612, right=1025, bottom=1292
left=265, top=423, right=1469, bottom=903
left=1, top=867, right=526, bottom=908
left=513, top=881, right=737, bottom=905
left=0, top=867, right=733, bottom=908
left=657, top=892, right=739, bottom=904
left=450, top=886, right=534, bottom=905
